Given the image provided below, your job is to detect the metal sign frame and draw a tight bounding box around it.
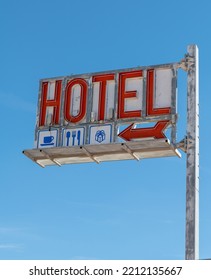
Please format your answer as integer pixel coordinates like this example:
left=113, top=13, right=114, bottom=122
left=33, top=64, right=178, bottom=149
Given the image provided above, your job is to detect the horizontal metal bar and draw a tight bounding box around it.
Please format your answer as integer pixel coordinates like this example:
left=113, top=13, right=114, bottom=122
left=121, top=143, right=140, bottom=161
left=22, top=150, right=45, bottom=168
left=39, top=149, right=62, bottom=166
left=40, top=62, right=182, bottom=82
left=80, top=146, right=100, bottom=164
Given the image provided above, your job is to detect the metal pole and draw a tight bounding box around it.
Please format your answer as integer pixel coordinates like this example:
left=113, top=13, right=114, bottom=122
left=185, top=45, right=199, bottom=260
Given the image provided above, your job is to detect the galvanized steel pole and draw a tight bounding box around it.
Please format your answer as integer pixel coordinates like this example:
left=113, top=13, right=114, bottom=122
left=185, top=45, right=199, bottom=260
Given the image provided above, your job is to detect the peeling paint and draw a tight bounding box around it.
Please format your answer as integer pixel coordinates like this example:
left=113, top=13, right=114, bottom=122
left=185, top=45, right=199, bottom=260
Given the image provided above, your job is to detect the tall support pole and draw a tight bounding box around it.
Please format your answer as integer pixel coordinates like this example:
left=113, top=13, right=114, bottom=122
left=185, top=45, right=199, bottom=260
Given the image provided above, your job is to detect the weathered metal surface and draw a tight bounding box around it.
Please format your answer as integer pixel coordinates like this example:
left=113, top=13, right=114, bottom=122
left=23, top=139, right=181, bottom=168
left=33, top=64, right=178, bottom=149
left=185, top=45, right=199, bottom=260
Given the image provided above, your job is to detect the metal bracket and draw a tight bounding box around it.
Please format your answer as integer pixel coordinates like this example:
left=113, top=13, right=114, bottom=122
left=80, top=146, right=100, bottom=164
left=179, top=53, right=196, bottom=72
left=176, top=136, right=188, bottom=153
left=22, top=150, right=45, bottom=168
left=39, top=149, right=62, bottom=166
left=121, top=143, right=140, bottom=161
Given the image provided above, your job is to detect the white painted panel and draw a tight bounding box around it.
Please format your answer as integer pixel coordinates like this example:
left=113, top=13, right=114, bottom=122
left=92, top=80, right=115, bottom=121
left=89, top=124, right=112, bottom=144
left=92, top=82, right=100, bottom=121
left=37, top=129, right=58, bottom=148
left=105, top=80, right=115, bottom=119
left=71, top=84, right=82, bottom=116
left=46, top=81, right=56, bottom=125
left=155, top=69, right=172, bottom=108
left=48, top=81, right=56, bottom=99
left=124, top=76, right=143, bottom=112
left=62, top=127, right=85, bottom=147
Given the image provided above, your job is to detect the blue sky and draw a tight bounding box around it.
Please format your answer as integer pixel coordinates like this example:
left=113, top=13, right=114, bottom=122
left=0, top=0, right=210, bottom=260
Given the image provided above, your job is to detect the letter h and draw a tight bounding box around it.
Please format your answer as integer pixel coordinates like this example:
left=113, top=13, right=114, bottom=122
left=39, top=80, right=62, bottom=127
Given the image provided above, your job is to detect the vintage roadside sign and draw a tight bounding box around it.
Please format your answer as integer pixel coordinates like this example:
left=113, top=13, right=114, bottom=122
left=23, top=45, right=200, bottom=260
left=23, top=63, right=181, bottom=167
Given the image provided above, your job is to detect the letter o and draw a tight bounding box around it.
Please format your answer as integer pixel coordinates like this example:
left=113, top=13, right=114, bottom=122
left=64, top=78, right=88, bottom=123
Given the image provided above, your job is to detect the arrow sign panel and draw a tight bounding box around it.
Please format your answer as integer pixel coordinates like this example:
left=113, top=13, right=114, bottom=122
left=118, top=120, right=170, bottom=141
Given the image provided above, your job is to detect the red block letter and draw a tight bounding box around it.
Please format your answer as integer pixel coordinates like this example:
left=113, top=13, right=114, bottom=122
left=39, top=80, right=62, bottom=127
left=118, top=70, right=142, bottom=119
left=146, top=69, right=171, bottom=116
left=64, top=78, right=88, bottom=123
left=92, top=74, right=115, bottom=121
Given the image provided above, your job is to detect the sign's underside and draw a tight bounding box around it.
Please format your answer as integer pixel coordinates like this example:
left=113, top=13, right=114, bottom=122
left=23, top=138, right=181, bottom=167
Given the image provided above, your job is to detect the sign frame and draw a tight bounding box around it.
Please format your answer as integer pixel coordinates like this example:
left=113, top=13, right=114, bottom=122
left=33, top=63, right=179, bottom=150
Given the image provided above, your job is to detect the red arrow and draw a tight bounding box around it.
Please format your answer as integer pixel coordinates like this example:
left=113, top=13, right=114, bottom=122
left=118, top=120, right=170, bottom=141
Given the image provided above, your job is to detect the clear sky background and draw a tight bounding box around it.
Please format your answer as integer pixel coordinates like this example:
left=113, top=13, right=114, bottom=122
left=0, top=0, right=210, bottom=260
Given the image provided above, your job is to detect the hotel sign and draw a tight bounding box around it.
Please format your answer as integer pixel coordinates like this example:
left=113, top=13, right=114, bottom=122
left=35, top=65, right=177, bottom=149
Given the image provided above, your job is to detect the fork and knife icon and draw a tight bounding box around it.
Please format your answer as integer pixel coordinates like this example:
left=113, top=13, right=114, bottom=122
left=66, top=130, right=81, bottom=146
